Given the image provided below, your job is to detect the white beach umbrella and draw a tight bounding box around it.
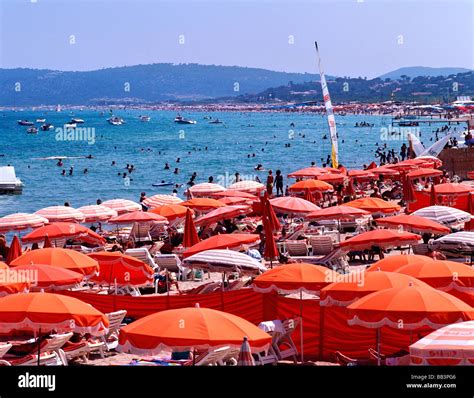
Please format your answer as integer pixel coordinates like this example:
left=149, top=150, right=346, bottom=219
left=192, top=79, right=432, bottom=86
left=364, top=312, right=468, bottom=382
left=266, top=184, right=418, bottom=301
left=188, top=183, right=226, bottom=197
left=0, top=213, right=49, bottom=233
left=143, top=194, right=183, bottom=209
left=228, top=181, right=265, bottom=194
left=101, top=199, right=141, bottom=215
left=413, top=206, right=472, bottom=227
left=77, top=205, right=118, bottom=223
left=35, top=206, right=85, bottom=223
left=430, top=232, right=474, bottom=256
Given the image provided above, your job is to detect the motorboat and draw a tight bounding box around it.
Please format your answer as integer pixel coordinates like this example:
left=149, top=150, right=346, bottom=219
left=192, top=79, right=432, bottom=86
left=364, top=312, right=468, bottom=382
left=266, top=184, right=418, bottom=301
left=71, top=118, right=85, bottom=124
left=209, top=118, right=223, bottom=124
left=174, top=114, right=197, bottom=124
left=41, top=123, right=54, bottom=131
left=36, top=118, right=46, bottom=123
left=27, top=127, right=38, bottom=134
left=64, top=122, right=77, bottom=129
left=0, top=166, right=23, bottom=194
left=139, top=115, right=151, bottom=122
left=107, top=116, right=124, bottom=125
left=18, top=120, right=34, bottom=126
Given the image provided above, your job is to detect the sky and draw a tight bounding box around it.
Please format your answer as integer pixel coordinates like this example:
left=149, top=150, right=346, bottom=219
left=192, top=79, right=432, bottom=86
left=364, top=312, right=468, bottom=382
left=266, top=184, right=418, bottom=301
left=0, top=0, right=473, bottom=78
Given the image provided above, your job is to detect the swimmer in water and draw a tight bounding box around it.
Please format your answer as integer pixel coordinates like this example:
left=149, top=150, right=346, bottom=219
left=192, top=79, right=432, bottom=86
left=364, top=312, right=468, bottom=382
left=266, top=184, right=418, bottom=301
left=174, top=168, right=179, bottom=174
left=164, top=163, right=170, bottom=170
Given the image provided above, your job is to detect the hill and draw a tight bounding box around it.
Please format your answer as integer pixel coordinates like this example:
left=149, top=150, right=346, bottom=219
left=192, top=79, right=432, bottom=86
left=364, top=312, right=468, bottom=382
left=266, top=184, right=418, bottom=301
left=378, top=67, right=472, bottom=80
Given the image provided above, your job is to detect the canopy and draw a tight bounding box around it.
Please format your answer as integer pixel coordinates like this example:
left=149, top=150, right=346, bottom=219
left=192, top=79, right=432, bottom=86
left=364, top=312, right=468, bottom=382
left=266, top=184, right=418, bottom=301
left=345, top=197, right=400, bottom=215
left=0, top=292, right=108, bottom=335
left=0, top=279, right=30, bottom=297
left=317, top=174, right=348, bottom=184
left=228, top=180, right=265, bottom=194
left=149, top=204, right=193, bottom=222
left=142, top=194, right=183, bottom=209
left=306, top=205, right=370, bottom=221
left=108, top=211, right=167, bottom=224
left=288, top=179, right=333, bottom=193
left=253, top=263, right=338, bottom=295
left=407, top=168, right=443, bottom=179
left=366, top=254, right=433, bottom=273
left=194, top=205, right=250, bottom=226
left=433, top=183, right=472, bottom=196
left=10, top=248, right=100, bottom=277
left=287, top=167, right=327, bottom=178
left=217, top=196, right=253, bottom=206
left=22, top=222, right=106, bottom=245
left=101, top=199, right=142, bottom=214
left=339, top=229, right=420, bottom=251
left=183, top=234, right=260, bottom=258
left=181, top=198, right=226, bottom=212
left=430, top=232, right=474, bottom=255
left=413, top=205, right=472, bottom=227
left=375, top=214, right=450, bottom=234
left=11, top=263, right=84, bottom=291
left=211, top=191, right=258, bottom=200
left=370, top=167, right=400, bottom=177
left=269, top=197, right=320, bottom=215
left=118, top=306, right=271, bottom=354
left=183, top=249, right=266, bottom=275
left=0, top=213, right=48, bottom=233
left=347, top=285, right=474, bottom=329
left=35, top=206, right=85, bottom=223
left=188, top=183, right=226, bottom=197
left=347, top=170, right=376, bottom=180
left=77, top=205, right=118, bottom=223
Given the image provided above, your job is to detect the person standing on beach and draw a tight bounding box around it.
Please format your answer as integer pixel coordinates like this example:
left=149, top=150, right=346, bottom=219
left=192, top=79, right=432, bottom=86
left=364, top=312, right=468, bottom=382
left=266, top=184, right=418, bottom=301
left=275, top=170, right=283, bottom=196
left=266, top=170, right=274, bottom=197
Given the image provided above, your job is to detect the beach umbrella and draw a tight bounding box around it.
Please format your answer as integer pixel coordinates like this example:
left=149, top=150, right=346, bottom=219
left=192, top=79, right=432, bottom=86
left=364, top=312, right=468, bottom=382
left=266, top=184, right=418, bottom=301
left=183, top=234, right=260, bottom=258
left=237, top=336, right=255, bottom=366
left=143, top=194, right=183, bottom=209
left=183, top=249, right=266, bottom=275
left=0, top=213, right=48, bottom=233
left=430, top=185, right=437, bottom=206
left=345, top=197, right=401, bottom=215
left=402, top=175, right=416, bottom=203
left=0, top=262, right=8, bottom=270
left=118, top=306, right=272, bottom=354
left=35, top=206, right=85, bottom=223
left=261, top=193, right=280, bottom=232
left=370, top=167, right=400, bottom=177
left=269, top=197, right=320, bottom=215
left=217, top=196, right=253, bottom=206
left=366, top=254, right=434, bottom=273
left=0, top=292, right=109, bottom=336
left=183, top=209, right=200, bottom=248
left=0, top=279, right=30, bottom=297
left=188, top=183, right=226, bottom=197
left=287, top=167, right=328, bottom=178
left=22, top=222, right=106, bottom=246
left=396, top=260, right=474, bottom=293
left=212, top=190, right=258, bottom=200
left=77, top=205, right=118, bottom=223
left=412, top=205, right=472, bottom=227
left=386, top=159, right=425, bottom=171
left=43, top=235, right=52, bottom=248
left=324, top=167, right=344, bottom=174
left=320, top=271, right=428, bottom=307
left=289, top=179, right=333, bottom=193
left=150, top=204, right=192, bottom=221
left=181, top=198, right=226, bottom=212
left=10, top=248, right=99, bottom=277
left=101, top=199, right=141, bottom=214
left=339, top=229, right=421, bottom=251
left=345, top=178, right=356, bottom=198
left=317, top=174, right=347, bottom=184
left=347, top=170, right=376, bottom=180
left=416, top=156, right=443, bottom=169
left=6, top=235, right=22, bottom=265
left=88, top=252, right=154, bottom=288
left=347, top=285, right=474, bottom=365
left=433, top=183, right=472, bottom=196
left=263, top=209, right=279, bottom=263
left=108, top=211, right=168, bottom=224
left=407, top=168, right=443, bottom=180
left=306, top=205, right=370, bottom=221
left=429, top=232, right=474, bottom=257
left=410, top=321, right=474, bottom=365
left=11, top=263, right=84, bottom=291
left=366, top=161, right=377, bottom=170
left=375, top=214, right=450, bottom=234
left=194, top=205, right=251, bottom=227
left=304, top=190, right=315, bottom=204
left=228, top=181, right=265, bottom=194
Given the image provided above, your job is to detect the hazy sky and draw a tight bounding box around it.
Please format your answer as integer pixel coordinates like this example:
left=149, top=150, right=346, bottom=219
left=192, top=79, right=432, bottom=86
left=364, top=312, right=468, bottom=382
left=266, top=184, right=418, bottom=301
left=1, top=0, right=473, bottom=78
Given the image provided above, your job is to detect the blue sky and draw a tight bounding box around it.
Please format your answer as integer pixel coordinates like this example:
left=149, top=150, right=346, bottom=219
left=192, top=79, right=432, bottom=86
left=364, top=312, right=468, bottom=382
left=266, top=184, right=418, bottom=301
left=1, top=0, right=473, bottom=78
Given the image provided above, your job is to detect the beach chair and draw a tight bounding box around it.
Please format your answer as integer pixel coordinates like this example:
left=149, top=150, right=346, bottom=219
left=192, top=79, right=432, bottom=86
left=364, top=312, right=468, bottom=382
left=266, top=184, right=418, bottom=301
left=149, top=223, right=168, bottom=240
left=283, top=240, right=309, bottom=257
left=125, top=247, right=158, bottom=268
left=180, top=346, right=233, bottom=366
left=0, top=343, right=12, bottom=359
left=182, top=282, right=214, bottom=295
left=272, top=319, right=299, bottom=364
left=368, top=348, right=410, bottom=366
left=335, top=351, right=373, bottom=366
left=412, top=243, right=429, bottom=255
left=314, top=249, right=350, bottom=273
left=309, top=235, right=334, bottom=255
left=218, top=347, right=240, bottom=366
left=154, top=253, right=190, bottom=280
left=101, top=310, right=127, bottom=350
left=58, top=341, right=90, bottom=365
left=0, top=352, right=63, bottom=366
left=225, top=277, right=251, bottom=291
left=197, top=281, right=222, bottom=294
left=130, top=223, right=152, bottom=243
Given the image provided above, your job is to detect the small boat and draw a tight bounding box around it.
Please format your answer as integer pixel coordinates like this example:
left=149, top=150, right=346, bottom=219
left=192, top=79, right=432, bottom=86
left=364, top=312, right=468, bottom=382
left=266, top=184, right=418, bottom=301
left=27, top=127, right=38, bottom=134
left=41, top=123, right=54, bottom=131
left=36, top=118, right=46, bottom=123
left=209, top=119, right=223, bottom=124
left=139, top=115, right=151, bottom=122
left=64, top=123, right=77, bottom=129
left=0, top=166, right=23, bottom=194
left=56, top=104, right=61, bottom=112
left=174, top=114, right=197, bottom=124
left=152, top=181, right=175, bottom=187
left=107, top=116, right=124, bottom=125
left=71, top=118, right=85, bottom=124
left=18, top=120, right=34, bottom=126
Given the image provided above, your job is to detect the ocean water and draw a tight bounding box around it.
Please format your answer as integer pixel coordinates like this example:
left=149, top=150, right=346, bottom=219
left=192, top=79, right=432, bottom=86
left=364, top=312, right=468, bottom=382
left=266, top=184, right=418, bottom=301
left=0, top=110, right=445, bottom=216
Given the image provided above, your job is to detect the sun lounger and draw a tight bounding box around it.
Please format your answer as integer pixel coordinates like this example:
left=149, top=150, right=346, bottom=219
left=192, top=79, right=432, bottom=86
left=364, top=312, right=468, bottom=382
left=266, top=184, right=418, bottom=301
left=0, top=343, right=12, bottom=359
left=130, top=223, right=152, bottom=243
left=225, top=277, right=251, bottom=291
left=335, top=351, right=373, bottom=366
left=312, top=249, right=350, bottom=273
left=154, top=253, right=191, bottom=280
left=149, top=223, right=168, bottom=240
left=309, top=235, right=334, bottom=255
left=125, top=247, right=158, bottom=269
left=368, top=348, right=410, bottom=366
left=101, top=310, right=127, bottom=350
left=0, top=352, right=63, bottom=366
left=283, top=240, right=310, bottom=257
left=272, top=319, right=299, bottom=363
left=58, top=341, right=90, bottom=364
left=44, top=333, right=73, bottom=354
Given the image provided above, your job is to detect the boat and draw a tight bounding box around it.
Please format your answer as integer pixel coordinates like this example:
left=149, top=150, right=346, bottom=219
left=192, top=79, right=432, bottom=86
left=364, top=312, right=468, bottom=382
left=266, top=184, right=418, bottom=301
left=36, top=118, right=46, bottom=123
left=27, top=127, right=38, bottom=134
left=152, top=181, right=175, bottom=187
left=56, top=104, right=61, bottom=112
left=139, top=115, right=151, bottom=122
left=71, top=118, right=85, bottom=124
left=174, top=114, right=197, bottom=124
left=0, top=166, right=23, bottom=194
left=41, top=123, right=54, bottom=131
left=107, top=116, right=124, bottom=125
left=209, top=119, right=223, bottom=124
left=17, top=120, right=34, bottom=126
left=64, top=122, right=77, bottom=129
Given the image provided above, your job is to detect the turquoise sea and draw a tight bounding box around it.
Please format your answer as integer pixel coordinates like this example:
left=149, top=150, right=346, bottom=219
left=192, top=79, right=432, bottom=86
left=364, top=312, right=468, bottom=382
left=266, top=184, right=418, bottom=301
left=0, top=110, right=445, bottom=216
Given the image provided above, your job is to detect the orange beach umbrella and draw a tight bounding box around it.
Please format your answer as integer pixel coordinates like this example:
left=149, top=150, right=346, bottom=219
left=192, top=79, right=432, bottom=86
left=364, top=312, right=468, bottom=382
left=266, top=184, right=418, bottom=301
left=339, top=229, right=421, bottom=251
left=366, top=254, right=433, bottom=273
left=183, top=209, right=200, bottom=248
left=11, top=263, right=84, bottom=291
left=22, top=222, right=106, bottom=245
left=345, top=197, right=401, bottom=215
left=181, top=198, right=226, bottom=212
left=375, top=214, right=450, bottom=235
left=183, top=234, right=259, bottom=258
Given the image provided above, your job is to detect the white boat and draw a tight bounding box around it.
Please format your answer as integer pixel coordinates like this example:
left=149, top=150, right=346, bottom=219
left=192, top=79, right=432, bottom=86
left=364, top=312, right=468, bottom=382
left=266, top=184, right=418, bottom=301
left=27, top=127, right=38, bottom=134
left=107, top=116, right=124, bottom=125
left=139, top=115, right=151, bottom=122
left=64, top=122, right=77, bottom=129
left=17, top=120, right=34, bottom=126
left=174, top=114, right=197, bottom=124
left=71, top=118, right=85, bottom=124
left=56, top=104, right=62, bottom=112
left=41, top=123, right=54, bottom=131
left=0, top=166, right=23, bottom=194
left=36, top=118, right=46, bottom=123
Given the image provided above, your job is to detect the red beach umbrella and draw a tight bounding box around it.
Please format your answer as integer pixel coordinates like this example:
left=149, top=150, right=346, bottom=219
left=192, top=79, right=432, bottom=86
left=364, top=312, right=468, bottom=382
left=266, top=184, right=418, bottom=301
left=183, top=209, right=200, bottom=248
left=6, top=235, right=22, bottom=265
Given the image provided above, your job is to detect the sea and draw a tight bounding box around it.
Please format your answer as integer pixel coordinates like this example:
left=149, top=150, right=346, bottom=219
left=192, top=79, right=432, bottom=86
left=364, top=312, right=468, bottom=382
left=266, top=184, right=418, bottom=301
left=0, top=109, right=454, bottom=216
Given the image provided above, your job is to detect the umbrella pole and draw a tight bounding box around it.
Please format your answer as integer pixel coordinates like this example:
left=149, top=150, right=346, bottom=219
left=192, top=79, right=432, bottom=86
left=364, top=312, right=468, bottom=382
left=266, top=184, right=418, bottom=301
left=166, top=268, right=169, bottom=296
left=376, top=328, right=381, bottom=366
left=37, top=328, right=41, bottom=366
left=300, top=290, right=304, bottom=364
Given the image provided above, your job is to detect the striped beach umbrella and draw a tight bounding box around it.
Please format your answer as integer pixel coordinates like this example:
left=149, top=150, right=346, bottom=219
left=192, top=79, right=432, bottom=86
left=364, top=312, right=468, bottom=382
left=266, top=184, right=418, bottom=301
left=35, top=206, right=85, bottom=223
left=101, top=199, right=141, bottom=214
left=108, top=211, right=168, bottom=224
left=269, top=197, right=320, bottom=215
left=237, top=337, right=255, bottom=366
left=143, top=194, right=183, bottom=209
left=0, top=213, right=49, bottom=233
left=194, top=205, right=250, bottom=226
left=429, top=232, right=474, bottom=255
left=77, top=205, right=118, bottom=222
left=413, top=206, right=472, bottom=227
left=228, top=180, right=265, bottom=194
left=188, top=183, right=226, bottom=197
left=287, top=167, right=328, bottom=178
